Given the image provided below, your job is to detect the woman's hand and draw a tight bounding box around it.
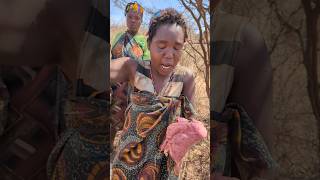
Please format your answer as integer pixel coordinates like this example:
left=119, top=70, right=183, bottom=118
left=110, top=56, right=137, bottom=84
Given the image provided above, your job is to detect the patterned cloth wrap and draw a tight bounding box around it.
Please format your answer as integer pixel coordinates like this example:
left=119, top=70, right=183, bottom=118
left=212, top=103, right=277, bottom=179
left=47, top=96, right=109, bottom=180
left=111, top=32, right=149, bottom=60
left=111, top=31, right=150, bottom=142
left=111, top=90, right=195, bottom=180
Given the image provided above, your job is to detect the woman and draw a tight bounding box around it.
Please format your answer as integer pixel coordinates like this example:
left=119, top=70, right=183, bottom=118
left=110, top=8, right=200, bottom=179
left=111, top=1, right=150, bottom=60
left=110, top=2, right=150, bottom=143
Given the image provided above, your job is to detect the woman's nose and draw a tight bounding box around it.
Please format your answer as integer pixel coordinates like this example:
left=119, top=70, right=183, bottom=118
left=163, top=48, right=174, bottom=59
left=130, top=18, right=137, bottom=23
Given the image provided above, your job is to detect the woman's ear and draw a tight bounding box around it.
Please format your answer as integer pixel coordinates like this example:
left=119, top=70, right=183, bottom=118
left=184, top=36, right=188, bottom=44
left=182, top=41, right=187, bottom=50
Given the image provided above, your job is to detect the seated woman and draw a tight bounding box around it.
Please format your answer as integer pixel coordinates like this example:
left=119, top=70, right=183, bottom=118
left=110, top=8, right=199, bottom=179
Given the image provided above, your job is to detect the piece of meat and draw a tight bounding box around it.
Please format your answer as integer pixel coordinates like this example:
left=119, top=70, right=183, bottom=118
left=160, top=117, right=207, bottom=174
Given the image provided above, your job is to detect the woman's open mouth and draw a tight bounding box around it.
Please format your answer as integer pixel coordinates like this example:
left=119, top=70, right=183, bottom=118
left=161, top=64, right=172, bottom=70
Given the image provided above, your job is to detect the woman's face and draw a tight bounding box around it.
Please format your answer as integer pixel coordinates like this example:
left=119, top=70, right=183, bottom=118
left=149, top=23, right=185, bottom=77
left=126, top=11, right=142, bottom=33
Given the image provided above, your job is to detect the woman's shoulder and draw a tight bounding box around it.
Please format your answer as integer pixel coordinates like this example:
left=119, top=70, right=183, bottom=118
left=171, top=66, right=195, bottom=103
left=175, top=65, right=195, bottom=77
left=173, top=65, right=195, bottom=83
left=134, top=33, right=148, bottom=39
left=133, top=34, right=148, bottom=45
left=111, top=32, right=125, bottom=48
left=114, top=31, right=125, bottom=38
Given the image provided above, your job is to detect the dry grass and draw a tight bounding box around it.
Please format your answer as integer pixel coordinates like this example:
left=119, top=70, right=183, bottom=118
left=111, top=25, right=210, bottom=179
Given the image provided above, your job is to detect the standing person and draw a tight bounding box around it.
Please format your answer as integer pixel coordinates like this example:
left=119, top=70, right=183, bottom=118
left=110, top=8, right=205, bottom=179
left=111, top=1, right=150, bottom=60
left=110, top=1, right=150, bottom=144
left=211, top=1, right=276, bottom=180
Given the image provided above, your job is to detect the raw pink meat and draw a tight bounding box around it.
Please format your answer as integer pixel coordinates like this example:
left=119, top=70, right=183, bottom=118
left=160, top=117, right=207, bottom=174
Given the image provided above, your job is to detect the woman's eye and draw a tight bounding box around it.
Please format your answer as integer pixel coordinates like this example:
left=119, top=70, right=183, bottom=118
left=158, top=44, right=166, bottom=49
left=174, top=46, right=182, bottom=50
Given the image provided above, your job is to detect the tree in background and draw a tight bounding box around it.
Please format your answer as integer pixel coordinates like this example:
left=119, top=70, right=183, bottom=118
left=178, top=0, right=210, bottom=97
left=268, top=0, right=320, bottom=175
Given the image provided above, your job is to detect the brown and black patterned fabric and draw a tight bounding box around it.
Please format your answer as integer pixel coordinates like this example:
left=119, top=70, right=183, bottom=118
left=111, top=59, right=195, bottom=180
left=46, top=0, right=109, bottom=179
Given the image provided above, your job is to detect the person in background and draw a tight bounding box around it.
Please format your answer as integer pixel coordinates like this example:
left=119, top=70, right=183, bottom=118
left=111, top=1, right=150, bottom=60
left=110, top=1, right=150, bottom=145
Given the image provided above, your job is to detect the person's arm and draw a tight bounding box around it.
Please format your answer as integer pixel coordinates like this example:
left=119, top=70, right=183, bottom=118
left=182, top=70, right=196, bottom=107
left=228, top=22, right=273, bottom=149
left=111, top=32, right=123, bottom=50
left=110, top=57, right=137, bottom=84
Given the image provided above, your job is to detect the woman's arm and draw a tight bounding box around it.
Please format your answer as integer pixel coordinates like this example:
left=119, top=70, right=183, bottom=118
left=111, top=32, right=123, bottom=50
left=110, top=57, right=137, bottom=84
left=182, top=70, right=196, bottom=107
